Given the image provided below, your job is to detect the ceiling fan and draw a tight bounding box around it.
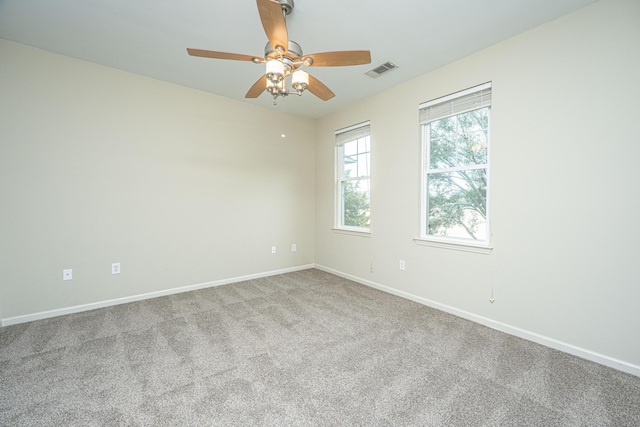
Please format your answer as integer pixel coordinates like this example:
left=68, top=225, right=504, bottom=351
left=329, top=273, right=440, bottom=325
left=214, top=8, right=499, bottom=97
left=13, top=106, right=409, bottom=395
left=187, top=0, right=371, bottom=102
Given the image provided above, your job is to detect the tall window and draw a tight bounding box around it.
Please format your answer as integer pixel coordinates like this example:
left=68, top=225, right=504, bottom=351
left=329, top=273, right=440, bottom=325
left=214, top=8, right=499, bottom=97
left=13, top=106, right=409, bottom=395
left=419, top=83, right=491, bottom=246
left=335, top=122, right=371, bottom=232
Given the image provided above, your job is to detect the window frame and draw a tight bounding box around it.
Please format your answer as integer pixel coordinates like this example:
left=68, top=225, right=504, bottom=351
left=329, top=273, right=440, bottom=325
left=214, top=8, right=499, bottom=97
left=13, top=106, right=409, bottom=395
left=416, top=83, right=493, bottom=254
left=334, top=121, right=371, bottom=235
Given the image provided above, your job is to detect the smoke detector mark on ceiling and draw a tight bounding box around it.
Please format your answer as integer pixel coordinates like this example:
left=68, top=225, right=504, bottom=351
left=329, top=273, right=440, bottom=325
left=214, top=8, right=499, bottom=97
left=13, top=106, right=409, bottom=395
left=365, top=61, right=398, bottom=78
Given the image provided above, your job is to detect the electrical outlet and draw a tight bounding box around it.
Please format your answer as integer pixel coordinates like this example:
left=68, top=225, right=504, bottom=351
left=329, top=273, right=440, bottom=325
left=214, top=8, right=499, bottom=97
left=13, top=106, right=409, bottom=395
left=63, top=269, right=72, bottom=280
left=399, top=260, right=406, bottom=271
left=291, top=244, right=297, bottom=252
left=112, top=263, right=121, bottom=274
left=272, top=246, right=276, bottom=254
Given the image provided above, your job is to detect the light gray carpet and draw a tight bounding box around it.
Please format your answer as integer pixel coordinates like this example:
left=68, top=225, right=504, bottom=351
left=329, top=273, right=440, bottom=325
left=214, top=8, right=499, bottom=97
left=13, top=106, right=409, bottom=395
left=1, top=269, right=639, bottom=426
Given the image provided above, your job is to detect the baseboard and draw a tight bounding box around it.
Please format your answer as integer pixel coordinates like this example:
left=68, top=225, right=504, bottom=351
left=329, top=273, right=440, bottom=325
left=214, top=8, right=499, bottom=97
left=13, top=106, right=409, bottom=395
left=314, top=264, right=640, bottom=378
left=0, top=264, right=315, bottom=327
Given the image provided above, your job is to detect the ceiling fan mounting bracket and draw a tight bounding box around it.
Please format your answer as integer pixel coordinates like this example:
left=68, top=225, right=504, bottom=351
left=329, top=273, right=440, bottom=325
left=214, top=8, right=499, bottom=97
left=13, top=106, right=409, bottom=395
left=278, top=0, right=294, bottom=16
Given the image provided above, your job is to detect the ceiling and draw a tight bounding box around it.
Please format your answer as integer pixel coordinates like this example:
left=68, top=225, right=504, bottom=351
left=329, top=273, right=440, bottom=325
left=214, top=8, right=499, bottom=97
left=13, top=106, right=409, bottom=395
left=0, top=0, right=598, bottom=119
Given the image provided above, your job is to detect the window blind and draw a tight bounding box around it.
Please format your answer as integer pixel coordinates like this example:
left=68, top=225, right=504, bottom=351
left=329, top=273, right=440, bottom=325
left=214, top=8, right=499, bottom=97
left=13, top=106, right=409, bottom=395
left=419, top=83, right=491, bottom=125
left=335, top=121, right=370, bottom=147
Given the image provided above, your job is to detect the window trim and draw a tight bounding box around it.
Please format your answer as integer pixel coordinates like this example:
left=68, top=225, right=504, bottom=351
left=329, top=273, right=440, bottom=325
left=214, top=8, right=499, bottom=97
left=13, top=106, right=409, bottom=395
left=332, top=227, right=372, bottom=238
left=413, top=236, right=492, bottom=254
left=334, top=121, right=371, bottom=233
left=418, top=83, right=492, bottom=252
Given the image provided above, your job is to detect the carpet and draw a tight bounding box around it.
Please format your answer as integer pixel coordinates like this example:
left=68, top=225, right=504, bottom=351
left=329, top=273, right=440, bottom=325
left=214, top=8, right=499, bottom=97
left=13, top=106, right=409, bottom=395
left=1, top=269, right=639, bottom=426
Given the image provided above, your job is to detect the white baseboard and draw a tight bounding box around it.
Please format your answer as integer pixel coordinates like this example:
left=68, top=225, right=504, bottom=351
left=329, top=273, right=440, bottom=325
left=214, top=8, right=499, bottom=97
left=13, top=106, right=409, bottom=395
left=1, top=264, right=314, bottom=327
left=314, top=264, right=640, bottom=378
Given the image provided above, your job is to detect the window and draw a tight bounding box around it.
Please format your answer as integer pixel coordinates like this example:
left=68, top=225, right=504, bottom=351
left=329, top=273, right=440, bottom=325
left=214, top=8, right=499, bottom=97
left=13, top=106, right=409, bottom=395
left=335, top=122, right=371, bottom=233
left=419, top=83, right=491, bottom=249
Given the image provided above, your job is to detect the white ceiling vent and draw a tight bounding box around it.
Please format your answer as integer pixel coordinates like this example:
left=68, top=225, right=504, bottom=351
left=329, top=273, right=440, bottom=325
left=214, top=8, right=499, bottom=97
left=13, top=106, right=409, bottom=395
left=365, top=61, right=399, bottom=78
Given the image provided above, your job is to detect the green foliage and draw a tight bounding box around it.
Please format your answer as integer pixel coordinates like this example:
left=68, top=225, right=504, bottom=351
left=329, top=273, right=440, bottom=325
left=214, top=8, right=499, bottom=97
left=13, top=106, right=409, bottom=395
left=343, top=180, right=370, bottom=228
left=427, top=108, right=488, bottom=239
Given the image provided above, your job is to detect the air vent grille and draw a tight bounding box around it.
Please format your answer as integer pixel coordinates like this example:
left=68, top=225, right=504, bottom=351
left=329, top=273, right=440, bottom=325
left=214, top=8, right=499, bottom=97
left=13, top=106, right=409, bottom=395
left=365, top=61, right=399, bottom=78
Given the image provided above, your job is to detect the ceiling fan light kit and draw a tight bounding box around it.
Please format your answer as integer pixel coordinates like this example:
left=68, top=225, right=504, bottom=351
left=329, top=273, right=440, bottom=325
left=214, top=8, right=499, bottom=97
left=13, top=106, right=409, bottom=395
left=292, top=70, right=309, bottom=92
left=265, top=59, right=285, bottom=82
left=187, top=0, right=371, bottom=103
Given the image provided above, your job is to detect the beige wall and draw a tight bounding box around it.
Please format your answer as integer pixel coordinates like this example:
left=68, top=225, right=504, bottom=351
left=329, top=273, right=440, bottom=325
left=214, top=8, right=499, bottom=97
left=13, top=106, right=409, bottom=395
left=315, top=0, right=640, bottom=370
left=0, top=39, right=315, bottom=320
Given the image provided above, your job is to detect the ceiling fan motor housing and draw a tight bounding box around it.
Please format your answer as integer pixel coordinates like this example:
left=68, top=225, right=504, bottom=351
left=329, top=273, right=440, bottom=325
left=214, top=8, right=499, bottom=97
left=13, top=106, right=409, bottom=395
left=265, top=40, right=304, bottom=72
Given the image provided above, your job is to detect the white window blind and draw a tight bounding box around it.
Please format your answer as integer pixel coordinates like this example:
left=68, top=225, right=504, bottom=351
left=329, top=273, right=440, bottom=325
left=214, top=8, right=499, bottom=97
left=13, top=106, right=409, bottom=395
left=335, top=121, right=370, bottom=146
left=419, top=83, right=491, bottom=125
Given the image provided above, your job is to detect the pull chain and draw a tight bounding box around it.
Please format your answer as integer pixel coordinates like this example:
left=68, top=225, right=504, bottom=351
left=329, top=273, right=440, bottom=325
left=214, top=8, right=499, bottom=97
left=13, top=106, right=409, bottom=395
left=281, top=99, right=286, bottom=138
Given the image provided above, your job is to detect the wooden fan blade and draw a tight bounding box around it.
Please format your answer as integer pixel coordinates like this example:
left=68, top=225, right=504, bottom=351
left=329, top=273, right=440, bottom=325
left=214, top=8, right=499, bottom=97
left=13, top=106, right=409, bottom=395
left=256, top=0, right=288, bottom=53
left=308, top=74, right=335, bottom=101
left=302, top=50, right=371, bottom=67
left=245, top=75, right=267, bottom=98
left=187, top=48, right=262, bottom=63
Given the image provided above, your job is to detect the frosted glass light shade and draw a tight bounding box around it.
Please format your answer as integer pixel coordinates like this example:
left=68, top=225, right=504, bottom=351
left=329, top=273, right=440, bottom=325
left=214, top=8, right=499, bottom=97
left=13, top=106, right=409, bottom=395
left=292, top=70, right=309, bottom=91
left=266, top=60, right=285, bottom=82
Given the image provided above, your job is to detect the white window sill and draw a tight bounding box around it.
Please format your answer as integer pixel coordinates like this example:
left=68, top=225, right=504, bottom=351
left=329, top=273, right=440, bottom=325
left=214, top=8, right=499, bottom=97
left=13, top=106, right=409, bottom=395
left=332, top=228, right=371, bottom=238
left=413, top=237, right=492, bottom=254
